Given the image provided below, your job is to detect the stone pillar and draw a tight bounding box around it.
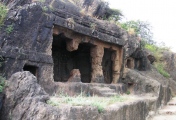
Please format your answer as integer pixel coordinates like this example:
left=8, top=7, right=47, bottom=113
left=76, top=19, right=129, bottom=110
left=66, top=39, right=80, bottom=52
left=112, top=48, right=123, bottom=84
left=68, top=69, right=81, bottom=82
left=90, top=46, right=104, bottom=83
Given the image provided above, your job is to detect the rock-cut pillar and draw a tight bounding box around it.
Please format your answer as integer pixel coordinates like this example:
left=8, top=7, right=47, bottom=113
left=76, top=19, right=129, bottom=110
left=66, top=39, right=80, bottom=52
left=112, top=48, right=123, bottom=83
left=90, top=46, right=104, bottom=83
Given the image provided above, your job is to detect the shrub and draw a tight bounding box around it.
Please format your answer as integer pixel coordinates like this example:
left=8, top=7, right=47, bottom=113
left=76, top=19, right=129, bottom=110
left=145, top=44, right=158, bottom=53
left=145, top=43, right=171, bottom=78
left=0, top=3, right=8, bottom=27
left=6, top=24, right=14, bottom=34
left=126, top=90, right=130, bottom=95
left=0, top=76, right=5, bottom=93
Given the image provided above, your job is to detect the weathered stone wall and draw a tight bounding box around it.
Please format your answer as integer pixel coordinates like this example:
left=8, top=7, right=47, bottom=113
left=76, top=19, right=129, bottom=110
left=0, top=0, right=145, bottom=96
left=124, top=34, right=140, bottom=58
left=53, top=26, right=123, bottom=84
left=0, top=0, right=129, bottom=94
left=130, top=49, right=151, bottom=71
left=0, top=71, right=171, bottom=120
left=91, top=45, right=104, bottom=83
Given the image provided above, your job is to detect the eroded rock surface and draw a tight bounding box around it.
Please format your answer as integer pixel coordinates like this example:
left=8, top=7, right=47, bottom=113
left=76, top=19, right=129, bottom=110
left=0, top=0, right=174, bottom=119
left=0, top=72, right=99, bottom=120
left=122, top=69, right=161, bottom=94
left=0, top=72, right=153, bottom=120
left=0, top=71, right=49, bottom=120
left=0, top=70, right=172, bottom=120
left=162, top=51, right=176, bottom=81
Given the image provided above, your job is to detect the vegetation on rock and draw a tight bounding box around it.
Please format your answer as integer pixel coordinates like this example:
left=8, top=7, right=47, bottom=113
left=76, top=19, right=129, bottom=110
left=47, top=94, right=127, bottom=113
left=115, top=18, right=170, bottom=78
left=0, top=2, right=8, bottom=27
left=0, top=77, right=5, bottom=93
left=105, top=8, right=123, bottom=21
left=145, top=43, right=170, bottom=78
left=0, top=57, right=5, bottom=93
left=6, top=24, right=14, bottom=34
left=120, top=20, right=153, bottom=46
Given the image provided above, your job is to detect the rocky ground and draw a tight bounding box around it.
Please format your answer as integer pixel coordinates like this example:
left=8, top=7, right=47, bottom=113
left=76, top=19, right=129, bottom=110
left=152, top=97, right=176, bottom=120
left=0, top=71, right=172, bottom=120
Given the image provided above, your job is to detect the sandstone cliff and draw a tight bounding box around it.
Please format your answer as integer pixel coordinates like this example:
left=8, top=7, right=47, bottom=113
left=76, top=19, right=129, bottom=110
left=0, top=0, right=175, bottom=120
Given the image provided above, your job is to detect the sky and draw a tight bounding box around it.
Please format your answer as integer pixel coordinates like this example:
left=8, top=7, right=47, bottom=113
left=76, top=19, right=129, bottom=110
left=105, top=0, right=176, bottom=52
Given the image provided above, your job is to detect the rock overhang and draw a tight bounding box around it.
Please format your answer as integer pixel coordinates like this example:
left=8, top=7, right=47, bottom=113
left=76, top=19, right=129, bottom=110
left=51, top=8, right=126, bottom=46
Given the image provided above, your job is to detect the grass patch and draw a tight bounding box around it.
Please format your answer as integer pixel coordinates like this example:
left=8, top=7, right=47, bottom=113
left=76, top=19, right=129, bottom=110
left=0, top=76, right=5, bottom=93
left=145, top=43, right=170, bottom=61
left=0, top=3, right=8, bottom=27
left=42, top=6, right=48, bottom=12
left=6, top=24, right=14, bottom=34
left=145, top=43, right=171, bottom=78
left=145, top=44, right=158, bottom=53
left=126, top=90, right=130, bottom=95
left=0, top=56, right=5, bottom=93
left=154, top=63, right=170, bottom=78
left=47, top=95, right=127, bottom=113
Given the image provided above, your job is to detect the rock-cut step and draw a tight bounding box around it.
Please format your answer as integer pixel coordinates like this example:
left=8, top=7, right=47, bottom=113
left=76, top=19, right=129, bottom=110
left=90, top=86, right=118, bottom=97
left=152, top=115, right=176, bottom=120
left=158, top=106, right=176, bottom=115
left=102, top=92, right=119, bottom=97
left=167, top=97, right=176, bottom=106
left=152, top=97, right=176, bottom=120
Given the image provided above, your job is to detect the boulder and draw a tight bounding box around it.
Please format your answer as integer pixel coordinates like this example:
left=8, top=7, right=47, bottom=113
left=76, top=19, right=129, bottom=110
left=0, top=71, right=50, bottom=120
left=147, top=54, right=156, bottom=64
left=68, top=69, right=81, bottom=82
left=122, top=69, right=161, bottom=94
left=162, top=51, right=176, bottom=81
left=0, top=71, right=99, bottom=120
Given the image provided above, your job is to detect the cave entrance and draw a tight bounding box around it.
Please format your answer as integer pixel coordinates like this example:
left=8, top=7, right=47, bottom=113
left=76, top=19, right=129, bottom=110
left=52, top=34, right=91, bottom=83
left=135, top=59, right=142, bottom=70
left=127, top=59, right=131, bottom=68
left=23, top=65, right=38, bottom=77
left=102, top=48, right=113, bottom=84
left=126, top=58, right=134, bottom=69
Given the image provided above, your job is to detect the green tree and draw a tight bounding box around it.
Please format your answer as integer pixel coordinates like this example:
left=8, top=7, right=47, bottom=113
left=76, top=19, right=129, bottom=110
left=106, top=8, right=123, bottom=21
left=120, top=20, right=154, bottom=46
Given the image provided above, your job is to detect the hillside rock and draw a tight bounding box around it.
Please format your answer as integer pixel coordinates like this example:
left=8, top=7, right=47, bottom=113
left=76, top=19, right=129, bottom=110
left=122, top=69, right=161, bottom=94
left=0, top=0, right=31, bottom=9
left=0, top=71, right=169, bottom=120
left=0, top=0, right=173, bottom=119
left=124, top=34, right=140, bottom=58
left=129, top=48, right=151, bottom=70
left=0, top=71, right=50, bottom=120
left=0, top=72, right=97, bottom=120
left=162, top=51, right=176, bottom=81
left=0, top=0, right=129, bottom=89
left=0, top=70, right=172, bottom=120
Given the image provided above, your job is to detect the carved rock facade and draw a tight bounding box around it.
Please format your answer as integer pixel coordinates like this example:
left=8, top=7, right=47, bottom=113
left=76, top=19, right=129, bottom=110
left=0, top=0, right=133, bottom=94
